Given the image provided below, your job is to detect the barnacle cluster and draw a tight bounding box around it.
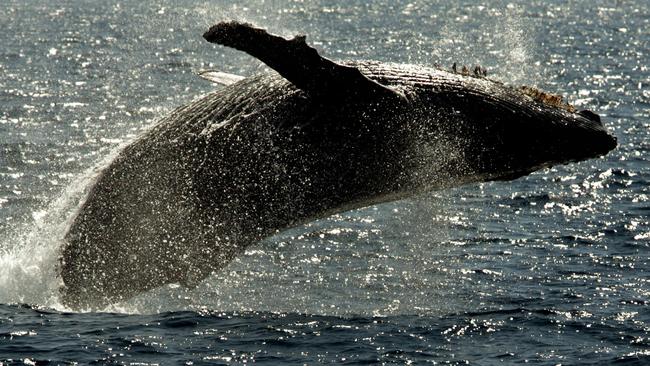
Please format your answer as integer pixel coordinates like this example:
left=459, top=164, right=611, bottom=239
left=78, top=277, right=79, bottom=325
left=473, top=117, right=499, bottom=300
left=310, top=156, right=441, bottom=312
left=519, top=85, right=576, bottom=112
left=451, top=62, right=488, bottom=78
left=448, top=62, right=576, bottom=112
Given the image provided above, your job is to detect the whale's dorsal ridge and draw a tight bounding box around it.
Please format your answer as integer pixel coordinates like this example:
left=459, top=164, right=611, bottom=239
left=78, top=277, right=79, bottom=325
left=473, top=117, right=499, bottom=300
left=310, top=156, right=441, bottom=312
left=203, top=20, right=401, bottom=101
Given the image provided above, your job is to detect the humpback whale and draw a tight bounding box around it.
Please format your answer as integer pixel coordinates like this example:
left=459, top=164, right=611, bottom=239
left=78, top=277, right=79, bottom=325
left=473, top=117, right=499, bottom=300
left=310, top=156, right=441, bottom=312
left=59, top=21, right=617, bottom=310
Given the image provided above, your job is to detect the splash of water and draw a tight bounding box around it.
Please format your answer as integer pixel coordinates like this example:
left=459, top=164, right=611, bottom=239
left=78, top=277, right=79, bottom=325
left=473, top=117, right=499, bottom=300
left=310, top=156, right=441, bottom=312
left=430, top=3, right=539, bottom=86
left=0, top=150, right=121, bottom=310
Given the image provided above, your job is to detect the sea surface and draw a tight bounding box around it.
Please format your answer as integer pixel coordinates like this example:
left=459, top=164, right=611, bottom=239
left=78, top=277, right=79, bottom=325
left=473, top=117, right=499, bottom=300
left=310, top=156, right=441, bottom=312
left=1, top=0, right=648, bottom=364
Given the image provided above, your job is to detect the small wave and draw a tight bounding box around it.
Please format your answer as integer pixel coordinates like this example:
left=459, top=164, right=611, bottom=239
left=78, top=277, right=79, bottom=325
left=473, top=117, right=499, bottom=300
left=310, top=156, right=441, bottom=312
left=499, top=193, right=552, bottom=208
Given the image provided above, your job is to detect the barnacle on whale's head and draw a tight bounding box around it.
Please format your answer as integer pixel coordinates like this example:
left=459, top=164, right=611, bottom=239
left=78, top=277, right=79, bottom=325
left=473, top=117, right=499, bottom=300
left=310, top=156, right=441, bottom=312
left=519, top=85, right=576, bottom=113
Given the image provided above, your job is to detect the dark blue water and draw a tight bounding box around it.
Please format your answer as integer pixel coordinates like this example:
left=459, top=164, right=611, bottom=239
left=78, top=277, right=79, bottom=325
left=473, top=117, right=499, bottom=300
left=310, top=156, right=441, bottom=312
left=1, top=0, right=648, bottom=364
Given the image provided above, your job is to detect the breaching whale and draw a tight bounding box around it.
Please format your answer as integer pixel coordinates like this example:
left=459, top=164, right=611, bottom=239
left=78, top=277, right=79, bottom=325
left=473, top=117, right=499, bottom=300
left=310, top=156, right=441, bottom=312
left=59, top=21, right=617, bottom=310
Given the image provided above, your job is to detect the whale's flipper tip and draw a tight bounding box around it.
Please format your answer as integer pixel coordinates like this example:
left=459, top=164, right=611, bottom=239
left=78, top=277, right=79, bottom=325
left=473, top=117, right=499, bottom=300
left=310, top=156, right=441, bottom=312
left=198, top=69, right=245, bottom=86
left=203, top=20, right=401, bottom=101
left=203, top=21, right=258, bottom=48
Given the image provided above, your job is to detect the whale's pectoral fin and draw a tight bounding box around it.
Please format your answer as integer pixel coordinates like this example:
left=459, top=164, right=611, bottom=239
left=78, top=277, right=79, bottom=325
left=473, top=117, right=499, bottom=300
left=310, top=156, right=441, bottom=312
left=203, top=21, right=404, bottom=101
left=198, top=69, right=246, bottom=86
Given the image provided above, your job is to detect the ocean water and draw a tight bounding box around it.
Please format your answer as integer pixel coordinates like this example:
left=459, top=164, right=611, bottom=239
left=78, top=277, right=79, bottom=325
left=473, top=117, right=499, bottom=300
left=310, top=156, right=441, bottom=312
left=1, top=0, right=648, bottom=364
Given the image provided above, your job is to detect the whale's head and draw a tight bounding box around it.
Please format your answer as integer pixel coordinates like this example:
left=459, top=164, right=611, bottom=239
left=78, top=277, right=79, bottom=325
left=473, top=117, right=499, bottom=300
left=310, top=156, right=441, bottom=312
left=338, top=64, right=619, bottom=198
left=253, top=69, right=616, bottom=222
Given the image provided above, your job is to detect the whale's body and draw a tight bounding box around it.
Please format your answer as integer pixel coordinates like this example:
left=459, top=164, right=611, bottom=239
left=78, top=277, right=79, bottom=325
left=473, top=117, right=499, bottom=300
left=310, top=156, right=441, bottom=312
left=60, top=22, right=617, bottom=309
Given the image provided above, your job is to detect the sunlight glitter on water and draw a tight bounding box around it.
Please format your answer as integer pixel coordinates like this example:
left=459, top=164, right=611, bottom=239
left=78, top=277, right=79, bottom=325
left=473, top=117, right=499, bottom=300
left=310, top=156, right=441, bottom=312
left=0, top=0, right=648, bottom=364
